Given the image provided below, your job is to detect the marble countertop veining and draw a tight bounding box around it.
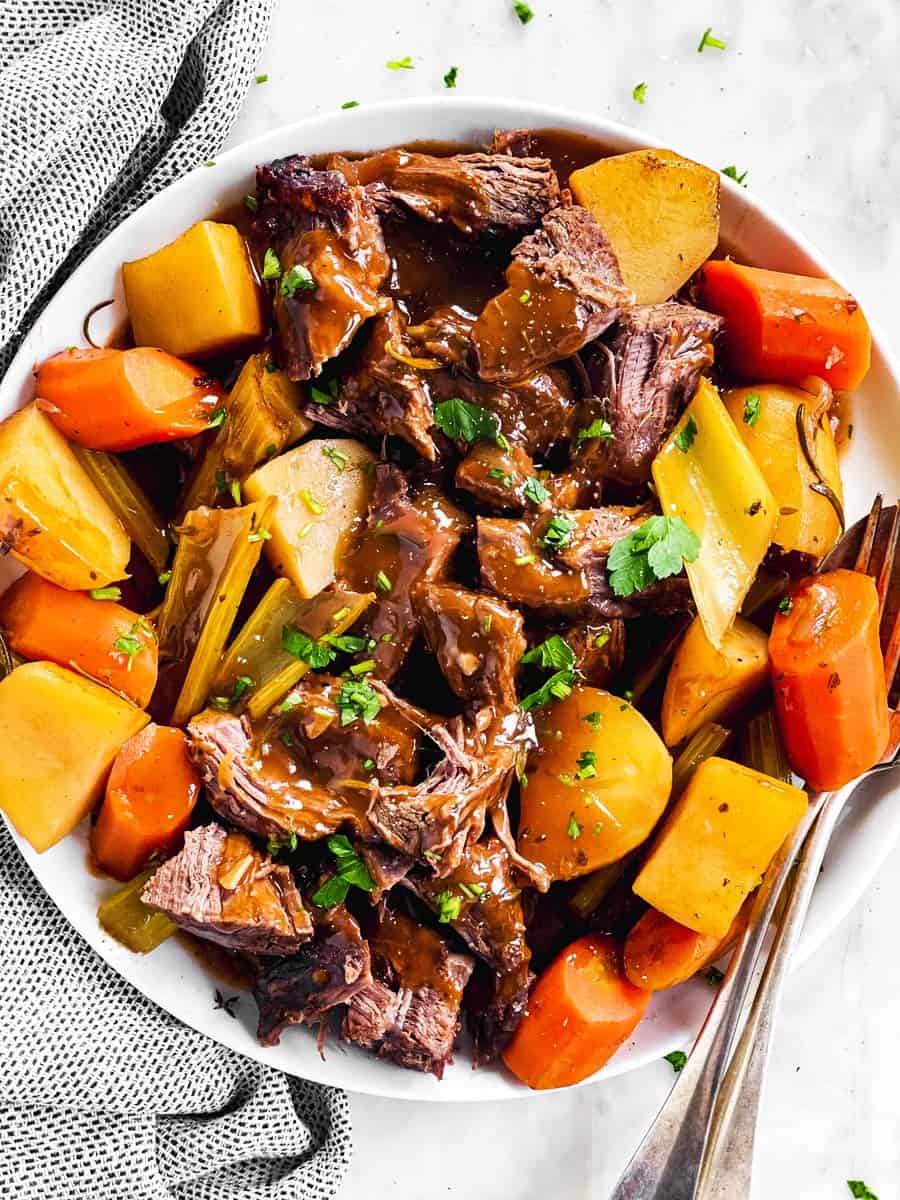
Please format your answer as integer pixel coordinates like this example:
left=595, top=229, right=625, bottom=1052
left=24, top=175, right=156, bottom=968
left=225, top=2, right=900, bottom=1196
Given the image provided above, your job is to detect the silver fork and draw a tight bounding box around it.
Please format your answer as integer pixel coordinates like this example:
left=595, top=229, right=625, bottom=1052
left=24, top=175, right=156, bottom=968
left=610, top=497, right=900, bottom=1200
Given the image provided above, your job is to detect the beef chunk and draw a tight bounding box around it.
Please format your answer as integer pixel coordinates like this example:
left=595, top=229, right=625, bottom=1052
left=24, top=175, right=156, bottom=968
left=490, top=128, right=540, bottom=157
left=583, top=302, right=724, bottom=485
left=414, top=583, right=526, bottom=707
left=454, top=440, right=537, bottom=510
left=359, top=842, right=415, bottom=898
left=142, top=824, right=312, bottom=955
left=308, top=305, right=437, bottom=460
left=359, top=149, right=560, bottom=237
left=340, top=465, right=468, bottom=679
left=187, top=710, right=368, bottom=842
left=251, top=154, right=390, bottom=380
left=254, top=905, right=372, bottom=1045
left=478, top=515, right=590, bottom=613
left=467, top=962, right=535, bottom=1066
left=472, top=205, right=631, bottom=383
left=566, top=617, right=626, bottom=687
left=341, top=909, right=474, bottom=1077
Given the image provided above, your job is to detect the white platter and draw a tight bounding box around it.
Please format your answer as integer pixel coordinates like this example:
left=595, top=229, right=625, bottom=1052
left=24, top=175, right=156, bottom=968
left=2, top=97, right=899, bottom=1101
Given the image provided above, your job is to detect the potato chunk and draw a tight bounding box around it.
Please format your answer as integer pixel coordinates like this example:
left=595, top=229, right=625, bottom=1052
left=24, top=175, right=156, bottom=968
left=570, top=148, right=720, bottom=304
left=244, top=438, right=376, bottom=598
left=0, top=403, right=130, bottom=589
left=0, top=661, right=149, bottom=852
left=123, top=220, right=265, bottom=358
left=518, top=685, right=672, bottom=881
left=633, top=756, right=807, bottom=938
left=661, top=614, right=769, bottom=747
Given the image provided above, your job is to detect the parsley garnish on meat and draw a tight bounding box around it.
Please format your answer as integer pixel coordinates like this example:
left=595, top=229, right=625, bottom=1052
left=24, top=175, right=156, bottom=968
left=537, top=513, right=577, bottom=552
left=311, top=379, right=339, bottom=406
left=575, top=418, right=613, bottom=444
left=697, top=27, right=726, bottom=52
left=722, top=165, right=748, bottom=186
left=375, top=570, right=392, bottom=593
left=436, top=890, right=463, bottom=922
left=312, top=834, right=375, bottom=908
left=607, top=515, right=701, bottom=597
left=521, top=635, right=576, bottom=672
left=523, top=476, right=549, bottom=505
left=433, top=397, right=501, bottom=445
left=337, top=679, right=383, bottom=726
left=89, top=586, right=121, bottom=601
left=262, top=247, right=281, bottom=279
left=664, top=1050, right=687, bottom=1073
left=444, top=66, right=458, bottom=88
left=674, top=415, right=698, bottom=453
left=386, top=55, right=414, bottom=70
left=513, top=1, right=534, bottom=23
left=632, top=81, right=648, bottom=104
left=280, top=264, right=316, bottom=297
left=743, top=392, right=761, bottom=427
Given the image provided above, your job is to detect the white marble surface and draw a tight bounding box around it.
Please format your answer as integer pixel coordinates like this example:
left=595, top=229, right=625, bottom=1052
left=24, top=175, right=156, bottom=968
left=224, top=2, right=900, bottom=1196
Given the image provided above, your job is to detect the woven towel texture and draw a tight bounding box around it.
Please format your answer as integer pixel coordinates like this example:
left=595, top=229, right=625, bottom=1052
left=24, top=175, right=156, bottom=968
left=0, top=2, right=354, bottom=1196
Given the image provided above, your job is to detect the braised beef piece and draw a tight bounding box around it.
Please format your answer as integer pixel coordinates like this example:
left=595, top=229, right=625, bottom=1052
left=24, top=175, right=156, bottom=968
left=310, top=305, right=437, bottom=460
left=254, top=904, right=372, bottom=1045
left=490, top=128, right=539, bottom=157
left=454, top=440, right=537, bottom=510
left=565, top=618, right=626, bottom=687
left=142, top=824, right=312, bottom=955
left=414, top=583, right=526, bottom=708
left=341, top=908, right=474, bottom=1077
left=251, top=154, right=390, bottom=380
left=468, top=962, right=535, bottom=1065
left=359, top=842, right=415, bottom=898
left=187, top=709, right=369, bottom=842
left=403, top=304, right=475, bottom=368
left=582, top=302, right=724, bottom=486
left=358, top=149, right=560, bottom=237
left=339, top=465, right=469, bottom=679
left=472, top=205, right=632, bottom=383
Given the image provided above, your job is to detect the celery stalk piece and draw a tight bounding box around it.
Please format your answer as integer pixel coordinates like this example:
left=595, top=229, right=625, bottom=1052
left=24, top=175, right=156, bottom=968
left=72, top=445, right=171, bottom=575
left=179, top=353, right=312, bottom=518
left=741, top=708, right=792, bottom=783
left=652, top=378, right=777, bottom=648
left=212, top=581, right=374, bottom=720
left=97, top=867, right=176, bottom=953
left=670, top=721, right=733, bottom=796
left=158, top=499, right=275, bottom=726
left=568, top=859, right=629, bottom=922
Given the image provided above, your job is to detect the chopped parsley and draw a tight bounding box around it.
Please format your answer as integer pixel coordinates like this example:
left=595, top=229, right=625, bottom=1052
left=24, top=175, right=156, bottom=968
left=537, top=513, right=577, bottom=552
left=322, top=445, right=348, bottom=471
left=208, top=405, right=227, bottom=429
left=349, top=659, right=376, bottom=676
left=523, top=476, right=549, bottom=505
left=488, top=467, right=514, bottom=488
left=567, top=813, right=582, bottom=839
left=280, top=264, right=316, bottom=297
left=262, top=247, right=281, bottom=279
left=583, top=710, right=603, bottom=729
left=374, top=570, right=392, bottom=593
left=267, top=831, right=299, bottom=856
left=607, top=515, right=701, bottom=597
left=337, top=679, right=382, bottom=726
left=158, top=570, right=172, bottom=585
left=632, top=81, right=648, bottom=104
left=444, top=66, right=458, bottom=88
left=386, top=55, right=414, bottom=70
left=281, top=626, right=367, bottom=669
left=575, top=750, right=597, bottom=780
left=311, top=379, right=339, bottom=406
left=209, top=674, right=254, bottom=711
left=697, top=27, right=726, bottom=52
left=89, top=586, right=121, bottom=601
left=458, top=881, right=487, bottom=901
left=521, top=635, right=575, bottom=672
left=847, top=1183, right=879, bottom=1200
left=433, top=397, right=501, bottom=445
left=778, top=595, right=794, bottom=615
left=247, top=527, right=271, bottom=543
left=300, top=489, right=324, bottom=515
left=255, top=73, right=269, bottom=84
left=520, top=668, right=575, bottom=713
left=674, top=415, right=698, bottom=453
left=664, top=1050, right=687, bottom=1073
left=514, top=552, right=536, bottom=566
left=312, top=834, right=375, bottom=907
left=436, top=890, right=463, bottom=922
left=341, top=100, right=360, bottom=109
left=244, top=194, right=259, bottom=213
left=743, top=392, right=761, bottom=427
left=722, top=165, right=748, bottom=186
left=576, top=418, right=613, bottom=445
left=513, top=1, right=534, bottom=23
left=229, top=478, right=242, bottom=504
left=519, top=289, right=532, bottom=304
left=112, top=619, right=150, bottom=670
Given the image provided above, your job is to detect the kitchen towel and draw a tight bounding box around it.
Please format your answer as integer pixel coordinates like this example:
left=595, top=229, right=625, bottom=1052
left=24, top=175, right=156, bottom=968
left=0, top=2, right=354, bottom=1197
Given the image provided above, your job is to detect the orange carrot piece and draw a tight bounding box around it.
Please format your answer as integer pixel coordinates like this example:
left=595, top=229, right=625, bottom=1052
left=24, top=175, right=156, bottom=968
left=35, top=346, right=224, bottom=451
left=91, top=723, right=201, bottom=880
left=0, top=572, right=157, bottom=707
left=770, top=569, right=890, bottom=790
left=502, top=934, right=650, bottom=1090
left=696, top=259, right=871, bottom=390
left=623, top=903, right=748, bottom=991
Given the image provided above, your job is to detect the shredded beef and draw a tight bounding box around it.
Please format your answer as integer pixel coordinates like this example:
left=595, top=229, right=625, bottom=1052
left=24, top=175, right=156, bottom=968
left=142, top=824, right=312, bottom=955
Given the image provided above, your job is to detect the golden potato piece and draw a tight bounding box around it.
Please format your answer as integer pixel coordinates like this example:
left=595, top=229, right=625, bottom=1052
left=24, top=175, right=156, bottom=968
left=244, top=438, right=376, bottom=599
left=0, top=403, right=130, bottom=589
left=0, top=661, right=149, bottom=852
left=570, top=148, right=720, bottom=304
left=123, top=220, right=265, bottom=358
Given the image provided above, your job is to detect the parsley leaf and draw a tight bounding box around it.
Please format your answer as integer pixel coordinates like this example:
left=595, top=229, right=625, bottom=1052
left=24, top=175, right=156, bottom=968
left=280, top=264, right=316, bottom=297
left=722, top=165, right=748, bottom=186
left=436, top=890, right=463, bottom=922
left=312, top=834, right=375, bottom=907
left=743, top=392, right=761, bottom=427
left=523, top=476, right=549, bottom=505
left=632, top=81, right=648, bottom=104
left=311, top=378, right=339, bottom=406
left=520, top=635, right=576, bottom=671
left=607, top=516, right=701, bottom=597
left=341, top=100, right=360, bottom=109
left=575, top=418, right=613, bottom=445
left=575, top=749, right=596, bottom=780
left=386, top=55, right=414, bottom=70
left=433, top=397, right=501, bottom=444
left=337, top=680, right=383, bottom=726
left=89, top=586, right=121, bottom=601
left=537, top=513, right=577, bottom=552
left=322, top=445, right=348, bottom=471
left=282, top=626, right=335, bottom=669
left=847, top=1183, right=879, bottom=1200
left=519, top=668, right=575, bottom=713
left=697, top=27, right=727, bottom=52
left=674, top=415, right=698, bottom=453
left=567, top=813, right=582, bottom=839
left=664, top=1050, right=687, bottom=1073
left=267, top=831, right=299, bottom=857
left=208, top=406, right=227, bottom=429
left=209, top=675, right=255, bottom=711
left=513, top=1, right=534, bottom=23
left=444, top=65, right=458, bottom=88
left=778, top=595, right=794, bottom=615
left=583, top=710, right=602, bottom=729
left=112, top=619, right=152, bottom=671
left=262, top=247, right=281, bottom=279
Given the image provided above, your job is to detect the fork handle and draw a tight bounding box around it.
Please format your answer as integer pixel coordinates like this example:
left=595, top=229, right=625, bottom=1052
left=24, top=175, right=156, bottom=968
left=695, top=786, right=849, bottom=1199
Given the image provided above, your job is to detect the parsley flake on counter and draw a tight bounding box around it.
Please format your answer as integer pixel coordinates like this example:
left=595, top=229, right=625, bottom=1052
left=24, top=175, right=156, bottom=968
left=255, top=73, right=269, bottom=84
left=521, top=635, right=575, bottom=672
left=608, top=515, right=700, bottom=597
left=89, top=586, right=121, bottom=601
left=262, top=247, right=281, bottom=279
left=575, top=418, right=613, bottom=445
left=567, top=813, right=582, bottom=839
left=386, top=55, right=415, bottom=70
left=632, top=81, right=648, bottom=104
left=523, top=476, right=549, bottom=505
left=664, top=1050, right=687, bottom=1073
left=513, top=1, right=534, bottom=24
left=778, top=595, right=794, bottom=614
left=312, top=834, right=375, bottom=907
left=341, top=100, right=360, bottom=109
left=743, top=392, right=761, bottom=427
left=433, top=396, right=501, bottom=444
left=208, top=405, right=227, bottom=429
left=697, top=27, right=727, bottom=52
left=847, top=1182, right=879, bottom=1200
left=444, top=66, right=458, bottom=88
left=280, top=264, right=316, bottom=297
left=436, top=890, right=463, bottom=923
left=674, top=415, right=698, bottom=453
left=722, top=165, right=748, bottom=186
left=537, top=513, right=577, bottom=552
left=337, top=679, right=383, bottom=726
